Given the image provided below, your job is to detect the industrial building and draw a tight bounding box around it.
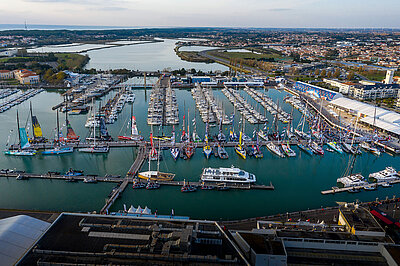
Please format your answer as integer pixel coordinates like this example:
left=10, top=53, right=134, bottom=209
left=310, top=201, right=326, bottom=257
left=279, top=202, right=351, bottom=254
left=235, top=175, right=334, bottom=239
left=0, top=203, right=398, bottom=266
left=293, top=81, right=343, bottom=101
left=329, top=97, right=400, bottom=137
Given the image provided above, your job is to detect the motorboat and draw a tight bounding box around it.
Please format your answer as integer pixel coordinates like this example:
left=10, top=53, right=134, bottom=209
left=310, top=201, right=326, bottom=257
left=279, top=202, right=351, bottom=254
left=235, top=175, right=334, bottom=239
left=201, top=166, right=256, bottom=183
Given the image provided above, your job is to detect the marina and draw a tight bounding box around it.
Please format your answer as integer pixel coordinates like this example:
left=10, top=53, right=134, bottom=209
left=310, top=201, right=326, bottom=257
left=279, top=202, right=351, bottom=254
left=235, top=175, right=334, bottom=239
left=222, top=86, right=267, bottom=124
left=244, top=86, right=292, bottom=123
left=0, top=89, right=44, bottom=113
left=191, top=84, right=231, bottom=125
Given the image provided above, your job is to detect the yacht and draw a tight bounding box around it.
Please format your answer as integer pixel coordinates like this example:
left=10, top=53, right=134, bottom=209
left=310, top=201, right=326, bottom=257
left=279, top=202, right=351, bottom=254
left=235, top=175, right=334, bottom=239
left=337, top=174, right=368, bottom=187
left=327, top=142, right=343, bottom=154
left=266, top=142, right=285, bottom=158
left=369, top=167, right=399, bottom=182
left=201, top=166, right=256, bottom=183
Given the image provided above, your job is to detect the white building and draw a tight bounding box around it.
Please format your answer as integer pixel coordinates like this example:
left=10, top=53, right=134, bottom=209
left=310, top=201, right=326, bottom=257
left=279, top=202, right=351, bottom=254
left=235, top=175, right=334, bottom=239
left=323, top=78, right=356, bottom=95
left=385, top=69, right=395, bottom=84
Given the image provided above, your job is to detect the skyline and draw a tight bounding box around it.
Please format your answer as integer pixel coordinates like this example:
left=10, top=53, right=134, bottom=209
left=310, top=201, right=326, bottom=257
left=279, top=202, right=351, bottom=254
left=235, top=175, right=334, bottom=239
left=1, top=0, right=399, bottom=28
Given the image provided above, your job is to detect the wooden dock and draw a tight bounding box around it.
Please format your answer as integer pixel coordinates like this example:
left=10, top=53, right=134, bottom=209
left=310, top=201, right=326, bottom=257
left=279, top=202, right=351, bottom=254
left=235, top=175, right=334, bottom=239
left=100, top=146, right=148, bottom=214
left=321, top=179, right=400, bottom=195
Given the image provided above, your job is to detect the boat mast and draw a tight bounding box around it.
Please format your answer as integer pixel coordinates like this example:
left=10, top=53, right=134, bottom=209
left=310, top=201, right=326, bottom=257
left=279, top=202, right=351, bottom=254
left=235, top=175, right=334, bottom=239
left=29, top=101, right=34, bottom=139
left=187, top=108, right=190, bottom=141
left=157, top=139, right=161, bottom=173
left=17, top=110, right=21, bottom=148
left=56, top=109, right=60, bottom=145
left=93, top=99, right=96, bottom=147
left=130, top=99, right=134, bottom=136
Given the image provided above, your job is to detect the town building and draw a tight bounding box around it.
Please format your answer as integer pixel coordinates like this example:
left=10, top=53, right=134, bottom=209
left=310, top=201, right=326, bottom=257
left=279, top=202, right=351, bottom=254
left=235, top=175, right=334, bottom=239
left=352, top=83, right=399, bottom=100
left=0, top=70, right=14, bottom=79
left=13, top=69, right=40, bottom=85
left=385, top=69, right=395, bottom=84
left=397, top=90, right=400, bottom=108
left=323, top=78, right=357, bottom=95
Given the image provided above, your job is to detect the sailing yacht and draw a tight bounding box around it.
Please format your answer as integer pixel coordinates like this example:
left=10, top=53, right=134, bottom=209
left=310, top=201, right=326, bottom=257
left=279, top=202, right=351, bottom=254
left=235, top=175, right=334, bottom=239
left=266, top=142, right=285, bottom=158
left=138, top=140, right=175, bottom=181
left=327, top=141, right=343, bottom=154
left=235, top=131, right=246, bottom=159
left=79, top=103, right=109, bottom=153
left=42, top=110, right=73, bottom=155
left=4, top=110, right=36, bottom=156
left=337, top=151, right=367, bottom=188
left=118, top=116, right=143, bottom=141
left=29, top=102, right=46, bottom=144
left=203, top=123, right=212, bottom=159
left=281, top=141, right=296, bottom=157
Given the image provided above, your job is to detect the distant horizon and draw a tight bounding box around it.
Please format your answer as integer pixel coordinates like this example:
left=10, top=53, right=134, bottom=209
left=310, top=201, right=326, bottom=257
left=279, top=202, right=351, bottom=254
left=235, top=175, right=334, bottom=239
left=1, top=24, right=400, bottom=31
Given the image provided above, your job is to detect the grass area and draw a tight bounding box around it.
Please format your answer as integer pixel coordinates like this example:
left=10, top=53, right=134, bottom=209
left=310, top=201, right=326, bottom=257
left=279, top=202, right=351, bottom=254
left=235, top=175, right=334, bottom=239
left=176, top=51, right=214, bottom=63
left=209, top=50, right=282, bottom=61
left=0, top=56, right=29, bottom=63
left=55, top=53, right=88, bottom=70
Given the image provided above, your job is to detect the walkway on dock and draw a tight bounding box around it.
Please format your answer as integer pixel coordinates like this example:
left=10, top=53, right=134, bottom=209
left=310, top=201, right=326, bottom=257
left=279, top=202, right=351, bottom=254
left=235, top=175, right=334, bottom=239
left=321, top=179, right=400, bottom=195
left=100, top=145, right=147, bottom=214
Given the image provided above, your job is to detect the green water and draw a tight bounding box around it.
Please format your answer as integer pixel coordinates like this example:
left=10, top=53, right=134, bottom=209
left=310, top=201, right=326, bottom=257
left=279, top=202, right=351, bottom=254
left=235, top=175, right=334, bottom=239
left=0, top=88, right=398, bottom=220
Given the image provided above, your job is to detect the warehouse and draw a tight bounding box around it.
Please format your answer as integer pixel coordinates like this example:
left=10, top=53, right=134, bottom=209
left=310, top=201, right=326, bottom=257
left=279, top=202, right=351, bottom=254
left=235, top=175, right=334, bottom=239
left=329, top=97, right=400, bottom=137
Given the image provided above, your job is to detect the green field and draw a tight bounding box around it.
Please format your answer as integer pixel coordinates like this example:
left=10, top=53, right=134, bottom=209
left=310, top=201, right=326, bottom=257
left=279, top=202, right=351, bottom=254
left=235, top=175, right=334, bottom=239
left=55, top=53, right=89, bottom=70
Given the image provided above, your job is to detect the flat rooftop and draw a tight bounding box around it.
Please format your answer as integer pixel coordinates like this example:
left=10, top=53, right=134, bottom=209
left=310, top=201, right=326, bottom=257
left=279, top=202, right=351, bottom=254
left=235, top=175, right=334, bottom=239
left=340, top=206, right=384, bottom=233
left=19, top=213, right=245, bottom=265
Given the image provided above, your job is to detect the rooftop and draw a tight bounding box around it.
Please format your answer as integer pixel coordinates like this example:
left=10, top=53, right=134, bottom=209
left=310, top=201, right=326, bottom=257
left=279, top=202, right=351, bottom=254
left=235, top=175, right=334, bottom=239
left=20, top=213, right=245, bottom=265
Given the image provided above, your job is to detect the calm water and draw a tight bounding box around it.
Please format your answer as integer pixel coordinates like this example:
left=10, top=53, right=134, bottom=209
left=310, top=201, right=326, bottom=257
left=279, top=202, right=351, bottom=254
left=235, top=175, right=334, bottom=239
left=0, top=88, right=399, bottom=220
left=82, top=39, right=229, bottom=72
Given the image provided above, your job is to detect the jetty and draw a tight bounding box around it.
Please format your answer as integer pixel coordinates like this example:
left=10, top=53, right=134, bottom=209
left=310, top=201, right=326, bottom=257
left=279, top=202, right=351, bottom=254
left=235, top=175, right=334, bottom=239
left=321, top=179, right=400, bottom=195
left=222, top=86, right=267, bottom=124
left=100, top=145, right=147, bottom=214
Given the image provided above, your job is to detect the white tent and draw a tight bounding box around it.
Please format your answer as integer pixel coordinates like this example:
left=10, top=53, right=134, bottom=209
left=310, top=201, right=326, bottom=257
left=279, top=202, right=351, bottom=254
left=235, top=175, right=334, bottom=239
left=142, top=207, right=152, bottom=215
left=135, top=206, right=143, bottom=214
left=127, top=205, right=136, bottom=213
left=0, top=215, right=50, bottom=265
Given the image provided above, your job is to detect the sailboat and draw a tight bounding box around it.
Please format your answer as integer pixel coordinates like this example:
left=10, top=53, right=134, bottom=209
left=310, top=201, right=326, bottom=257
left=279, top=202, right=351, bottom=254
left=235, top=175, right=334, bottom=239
left=170, top=126, right=179, bottom=160
left=203, top=122, right=212, bottom=159
left=42, top=110, right=73, bottom=155
left=149, top=132, right=158, bottom=160
left=252, top=135, right=263, bottom=158
left=29, top=102, right=46, bottom=144
left=327, top=141, right=343, bottom=154
left=235, top=131, right=246, bottom=159
left=118, top=101, right=143, bottom=141
left=294, top=113, right=310, bottom=140
left=4, top=110, right=36, bottom=156
left=342, top=116, right=361, bottom=155
left=336, top=153, right=366, bottom=188
left=180, top=113, right=188, bottom=142
left=281, top=141, right=296, bottom=157
left=99, top=117, right=113, bottom=141
left=229, top=111, right=238, bottom=141
left=192, top=116, right=202, bottom=143
left=217, top=118, right=226, bottom=142
left=79, top=103, right=109, bottom=153
left=138, top=139, right=175, bottom=181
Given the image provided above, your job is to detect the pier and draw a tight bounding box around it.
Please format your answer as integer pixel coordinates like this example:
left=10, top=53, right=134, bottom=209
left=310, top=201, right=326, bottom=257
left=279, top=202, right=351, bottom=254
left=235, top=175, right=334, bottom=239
left=222, top=86, right=267, bottom=124
left=100, top=145, right=147, bottom=214
left=244, top=86, right=291, bottom=123
left=321, top=179, right=400, bottom=195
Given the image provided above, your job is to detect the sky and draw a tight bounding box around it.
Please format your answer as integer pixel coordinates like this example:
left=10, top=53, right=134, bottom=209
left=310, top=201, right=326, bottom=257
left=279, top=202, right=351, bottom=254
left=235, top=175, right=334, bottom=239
left=0, top=0, right=399, bottom=28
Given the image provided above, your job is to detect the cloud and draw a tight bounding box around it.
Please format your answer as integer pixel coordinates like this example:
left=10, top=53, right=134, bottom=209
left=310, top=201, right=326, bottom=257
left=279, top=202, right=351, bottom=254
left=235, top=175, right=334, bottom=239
left=269, top=8, right=292, bottom=12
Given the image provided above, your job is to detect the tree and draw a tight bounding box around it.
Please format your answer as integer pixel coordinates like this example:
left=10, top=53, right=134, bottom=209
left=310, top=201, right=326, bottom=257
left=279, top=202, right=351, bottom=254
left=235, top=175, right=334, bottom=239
left=320, top=69, right=327, bottom=77
left=314, top=69, right=320, bottom=76
left=333, top=68, right=341, bottom=78
left=347, top=71, right=355, bottom=80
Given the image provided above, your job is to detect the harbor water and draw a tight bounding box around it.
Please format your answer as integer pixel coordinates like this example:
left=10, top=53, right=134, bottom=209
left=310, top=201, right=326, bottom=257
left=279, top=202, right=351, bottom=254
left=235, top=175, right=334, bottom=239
left=0, top=87, right=399, bottom=220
